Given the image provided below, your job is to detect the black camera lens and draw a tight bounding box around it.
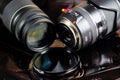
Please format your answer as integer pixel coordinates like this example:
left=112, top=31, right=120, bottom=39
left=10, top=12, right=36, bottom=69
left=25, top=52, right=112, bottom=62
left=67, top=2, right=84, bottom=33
left=32, top=47, right=81, bottom=80
left=57, top=0, right=120, bottom=51
left=0, top=0, right=55, bottom=52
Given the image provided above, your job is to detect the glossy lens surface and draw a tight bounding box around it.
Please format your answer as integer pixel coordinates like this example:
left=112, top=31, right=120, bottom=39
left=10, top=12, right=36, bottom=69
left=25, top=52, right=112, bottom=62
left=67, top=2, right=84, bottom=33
left=25, top=21, right=55, bottom=52
left=27, top=22, right=48, bottom=44
left=33, top=48, right=79, bottom=73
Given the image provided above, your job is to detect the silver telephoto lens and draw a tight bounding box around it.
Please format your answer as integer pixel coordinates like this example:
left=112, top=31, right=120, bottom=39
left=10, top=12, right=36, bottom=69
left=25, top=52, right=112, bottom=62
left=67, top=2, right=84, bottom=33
left=57, top=0, right=120, bottom=51
left=1, top=0, right=55, bottom=52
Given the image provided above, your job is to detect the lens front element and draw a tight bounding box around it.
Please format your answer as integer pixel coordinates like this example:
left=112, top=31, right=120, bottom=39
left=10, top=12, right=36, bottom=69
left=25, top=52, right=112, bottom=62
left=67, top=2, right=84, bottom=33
left=27, top=23, right=48, bottom=45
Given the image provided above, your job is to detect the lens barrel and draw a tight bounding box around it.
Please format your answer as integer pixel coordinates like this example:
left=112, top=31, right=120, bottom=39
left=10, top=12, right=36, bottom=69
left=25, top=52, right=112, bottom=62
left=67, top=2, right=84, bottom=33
left=57, top=0, right=120, bottom=51
left=0, top=0, right=55, bottom=52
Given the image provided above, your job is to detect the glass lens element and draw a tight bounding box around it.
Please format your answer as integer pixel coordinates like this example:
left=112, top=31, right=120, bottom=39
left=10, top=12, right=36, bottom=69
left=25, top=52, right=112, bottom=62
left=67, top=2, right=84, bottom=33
left=27, top=23, right=48, bottom=44
left=32, top=48, right=81, bottom=79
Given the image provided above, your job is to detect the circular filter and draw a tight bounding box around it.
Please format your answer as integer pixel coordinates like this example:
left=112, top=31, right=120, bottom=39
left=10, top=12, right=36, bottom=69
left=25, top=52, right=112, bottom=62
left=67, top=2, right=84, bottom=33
left=32, top=47, right=82, bottom=80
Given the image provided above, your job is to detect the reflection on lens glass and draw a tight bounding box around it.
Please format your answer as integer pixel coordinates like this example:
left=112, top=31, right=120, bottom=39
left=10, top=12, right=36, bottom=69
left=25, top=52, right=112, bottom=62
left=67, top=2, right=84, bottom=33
left=34, top=52, right=77, bottom=72
left=26, top=22, right=55, bottom=52
left=32, top=48, right=81, bottom=79
left=34, top=54, right=52, bottom=71
left=27, top=23, right=48, bottom=44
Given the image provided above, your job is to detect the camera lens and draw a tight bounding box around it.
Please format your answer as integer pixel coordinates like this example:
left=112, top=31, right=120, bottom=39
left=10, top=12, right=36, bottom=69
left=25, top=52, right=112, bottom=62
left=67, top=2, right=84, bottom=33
left=32, top=47, right=81, bottom=80
left=1, top=0, right=55, bottom=52
left=57, top=0, right=119, bottom=51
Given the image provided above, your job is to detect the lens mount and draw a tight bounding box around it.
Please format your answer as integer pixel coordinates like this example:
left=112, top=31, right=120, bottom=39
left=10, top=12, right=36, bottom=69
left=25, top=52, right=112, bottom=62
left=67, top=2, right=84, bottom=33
left=57, top=17, right=82, bottom=50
